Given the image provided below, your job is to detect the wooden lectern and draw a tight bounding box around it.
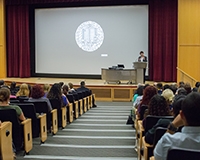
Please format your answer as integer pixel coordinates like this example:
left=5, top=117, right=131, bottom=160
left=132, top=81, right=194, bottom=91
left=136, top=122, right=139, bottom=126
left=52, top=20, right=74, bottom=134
left=133, top=62, right=147, bottom=84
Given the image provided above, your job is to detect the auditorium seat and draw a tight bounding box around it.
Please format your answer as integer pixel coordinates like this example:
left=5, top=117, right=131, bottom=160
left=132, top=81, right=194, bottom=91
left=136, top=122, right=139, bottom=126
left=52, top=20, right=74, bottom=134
left=67, top=102, right=73, bottom=123
left=49, top=99, right=67, bottom=128
left=141, top=116, right=174, bottom=160
left=18, top=103, right=47, bottom=143
left=167, top=147, right=200, bottom=160
left=82, top=91, right=90, bottom=110
left=29, top=101, right=58, bottom=135
left=77, top=92, right=87, bottom=113
left=66, top=94, right=79, bottom=119
left=0, top=109, right=32, bottom=154
left=0, top=121, right=13, bottom=160
left=73, top=93, right=83, bottom=115
left=142, top=127, right=167, bottom=160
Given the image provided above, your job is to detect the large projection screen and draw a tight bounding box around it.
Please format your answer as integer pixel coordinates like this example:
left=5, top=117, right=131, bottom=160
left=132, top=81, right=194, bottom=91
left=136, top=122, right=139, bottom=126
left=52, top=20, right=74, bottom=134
left=35, top=5, right=148, bottom=76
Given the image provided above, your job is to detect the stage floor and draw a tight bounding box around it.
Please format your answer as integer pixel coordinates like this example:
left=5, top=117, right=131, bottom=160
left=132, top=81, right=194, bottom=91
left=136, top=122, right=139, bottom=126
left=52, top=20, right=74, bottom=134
left=3, top=77, right=144, bottom=87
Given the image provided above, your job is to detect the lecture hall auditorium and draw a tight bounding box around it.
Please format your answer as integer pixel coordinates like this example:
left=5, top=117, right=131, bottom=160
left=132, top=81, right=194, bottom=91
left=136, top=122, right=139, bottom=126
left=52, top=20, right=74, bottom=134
left=0, top=0, right=200, bottom=160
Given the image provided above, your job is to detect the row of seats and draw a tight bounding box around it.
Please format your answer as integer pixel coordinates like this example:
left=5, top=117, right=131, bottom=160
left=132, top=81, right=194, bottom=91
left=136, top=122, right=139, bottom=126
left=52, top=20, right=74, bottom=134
left=134, top=111, right=200, bottom=160
left=0, top=91, right=94, bottom=159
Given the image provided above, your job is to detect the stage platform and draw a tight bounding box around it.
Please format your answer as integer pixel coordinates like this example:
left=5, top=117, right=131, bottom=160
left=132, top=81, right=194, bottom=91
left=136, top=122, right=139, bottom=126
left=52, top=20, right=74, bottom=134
left=3, top=77, right=140, bottom=102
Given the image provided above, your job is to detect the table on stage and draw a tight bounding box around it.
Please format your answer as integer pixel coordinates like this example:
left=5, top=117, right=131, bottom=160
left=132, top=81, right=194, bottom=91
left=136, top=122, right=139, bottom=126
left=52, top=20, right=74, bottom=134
left=101, top=62, right=147, bottom=84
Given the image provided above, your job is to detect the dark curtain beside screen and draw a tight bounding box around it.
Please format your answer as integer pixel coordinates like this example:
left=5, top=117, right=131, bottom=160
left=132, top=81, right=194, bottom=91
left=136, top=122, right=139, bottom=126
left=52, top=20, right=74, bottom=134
left=7, top=5, right=30, bottom=77
left=149, top=0, right=178, bottom=82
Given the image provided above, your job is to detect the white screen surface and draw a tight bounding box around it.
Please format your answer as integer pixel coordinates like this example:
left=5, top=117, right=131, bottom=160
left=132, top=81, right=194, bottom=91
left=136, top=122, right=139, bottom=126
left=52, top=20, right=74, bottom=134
left=35, top=5, right=148, bottom=75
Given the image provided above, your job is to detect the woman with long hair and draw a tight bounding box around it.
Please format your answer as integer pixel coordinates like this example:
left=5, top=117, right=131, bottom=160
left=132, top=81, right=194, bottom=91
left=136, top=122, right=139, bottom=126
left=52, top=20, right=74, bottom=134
left=47, top=83, right=68, bottom=107
left=137, top=85, right=157, bottom=120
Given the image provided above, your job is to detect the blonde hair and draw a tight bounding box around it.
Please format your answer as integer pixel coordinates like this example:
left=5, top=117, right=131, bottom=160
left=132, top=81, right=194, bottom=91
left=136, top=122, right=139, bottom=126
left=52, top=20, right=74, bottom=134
left=43, top=84, right=51, bottom=93
left=16, top=83, right=30, bottom=97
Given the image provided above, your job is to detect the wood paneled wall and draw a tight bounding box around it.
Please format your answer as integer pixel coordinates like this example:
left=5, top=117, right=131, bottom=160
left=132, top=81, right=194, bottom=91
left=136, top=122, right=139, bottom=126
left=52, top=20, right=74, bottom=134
left=90, top=87, right=136, bottom=102
left=178, top=0, right=200, bottom=86
left=0, top=0, right=6, bottom=78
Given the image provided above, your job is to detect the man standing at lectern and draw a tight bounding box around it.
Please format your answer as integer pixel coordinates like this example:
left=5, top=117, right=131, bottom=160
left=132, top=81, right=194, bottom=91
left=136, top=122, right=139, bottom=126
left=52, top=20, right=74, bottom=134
left=138, top=51, right=147, bottom=83
left=138, top=51, right=147, bottom=62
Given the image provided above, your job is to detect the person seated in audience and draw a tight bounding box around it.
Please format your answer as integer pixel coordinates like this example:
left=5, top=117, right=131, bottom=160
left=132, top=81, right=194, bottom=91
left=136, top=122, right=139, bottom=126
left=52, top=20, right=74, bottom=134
left=137, top=85, right=157, bottom=120
left=0, top=87, right=26, bottom=121
left=28, top=84, right=52, bottom=112
left=174, top=87, right=187, bottom=102
left=43, top=84, right=51, bottom=97
left=192, top=81, right=200, bottom=92
left=154, top=92, right=200, bottom=160
left=0, top=80, right=9, bottom=89
left=144, top=95, right=185, bottom=145
left=0, top=87, right=26, bottom=159
left=169, top=84, right=177, bottom=95
left=132, top=83, right=143, bottom=102
left=156, top=83, right=163, bottom=95
left=10, top=81, right=19, bottom=96
left=142, top=94, right=171, bottom=128
left=62, top=84, right=69, bottom=96
left=16, top=83, right=30, bottom=101
left=178, top=81, right=185, bottom=88
left=68, top=82, right=76, bottom=93
left=161, top=89, right=174, bottom=111
left=0, top=80, right=4, bottom=87
left=77, top=81, right=97, bottom=107
left=163, top=84, right=170, bottom=91
left=47, top=83, right=69, bottom=107
left=133, top=85, right=144, bottom=108
left=184, top=82, right=192, bottom=95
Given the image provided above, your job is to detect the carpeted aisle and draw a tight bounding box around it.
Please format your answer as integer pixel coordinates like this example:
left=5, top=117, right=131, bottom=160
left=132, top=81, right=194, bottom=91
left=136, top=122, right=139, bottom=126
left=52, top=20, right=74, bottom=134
left=17, top=102, right=137, bottom=160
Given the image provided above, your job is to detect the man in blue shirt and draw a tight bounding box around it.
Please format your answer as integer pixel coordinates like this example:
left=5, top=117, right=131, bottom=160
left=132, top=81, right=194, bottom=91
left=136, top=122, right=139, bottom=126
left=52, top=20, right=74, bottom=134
left=154, top=92, right=200, bottom=160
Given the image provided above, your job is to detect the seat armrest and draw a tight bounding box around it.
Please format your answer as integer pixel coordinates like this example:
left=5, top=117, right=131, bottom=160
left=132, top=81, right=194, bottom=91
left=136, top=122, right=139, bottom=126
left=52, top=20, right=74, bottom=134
left=21, top=118, right=33, bottom=154
left=0, top=122, right=13, bottom=160
left=51, top=109, right=58, bottom=135
left=61, top=107, right=67, bottom=128
left=38, top=113, right=47, bottom=143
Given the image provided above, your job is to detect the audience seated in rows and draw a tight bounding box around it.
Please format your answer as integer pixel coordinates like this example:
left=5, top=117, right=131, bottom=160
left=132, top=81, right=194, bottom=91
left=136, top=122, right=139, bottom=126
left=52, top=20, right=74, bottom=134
left=16, top=83, right=30, bottom=101
left=68, top=82, right=76, bottom=93
left=145, top=95, right=185, bottom=145
left=184, top=82, right=192, bottom=95
left=137, top=85, right=157, bottom=120
left=10, top=81, right=19, bottom=96
left=47, top=83, right=68, bottom=107
left=77, top=81, right=97, bottom=108
left=62, top=84, right=69, bottom=96
left=43, top=84, right=51, bottom=97
left=133, top=85, right=144, bottom=108
left=0, top=87, right=26, bottom=121
left=161, top=89, right=174, bottom=111
left=0, top=87, right=26, bottom=158
left=154, top=92, right=200, bottom=160
left=155, top=83, right=163, bottom=95
left=142, top=94, right=171, bottom=128
left=28, top=84, right=52, bottom=112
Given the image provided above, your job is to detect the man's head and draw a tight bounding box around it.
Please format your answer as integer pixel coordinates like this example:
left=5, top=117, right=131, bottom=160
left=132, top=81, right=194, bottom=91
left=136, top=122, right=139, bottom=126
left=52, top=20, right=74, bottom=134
left=80, top=81, right=85, bottom=87
left=181, top=92, right=200, bottom=126
left=140, top=51, right=144, bottom=56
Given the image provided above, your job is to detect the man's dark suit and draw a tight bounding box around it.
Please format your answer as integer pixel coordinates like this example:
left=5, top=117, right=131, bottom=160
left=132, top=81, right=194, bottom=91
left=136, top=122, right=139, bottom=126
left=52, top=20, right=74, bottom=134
left=138, top=56, right=147, bottom=62
left=77, top=87, right=96, bottom=107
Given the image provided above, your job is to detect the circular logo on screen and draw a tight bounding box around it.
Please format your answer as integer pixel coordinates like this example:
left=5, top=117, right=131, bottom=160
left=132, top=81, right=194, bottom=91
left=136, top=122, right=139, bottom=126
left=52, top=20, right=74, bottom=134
left=75, top=21, right=104, bottom=52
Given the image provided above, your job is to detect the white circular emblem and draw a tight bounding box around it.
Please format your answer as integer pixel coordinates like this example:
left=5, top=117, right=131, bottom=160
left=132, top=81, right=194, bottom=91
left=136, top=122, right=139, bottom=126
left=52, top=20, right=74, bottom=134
left=75, top=21, right=104, bottom=52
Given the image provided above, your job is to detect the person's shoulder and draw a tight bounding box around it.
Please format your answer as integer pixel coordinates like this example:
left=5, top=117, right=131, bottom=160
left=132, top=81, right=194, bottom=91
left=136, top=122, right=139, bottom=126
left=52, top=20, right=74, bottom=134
left=160, top=132, right=183, bottom=144
left=8, top=104, right=21, bottom=110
